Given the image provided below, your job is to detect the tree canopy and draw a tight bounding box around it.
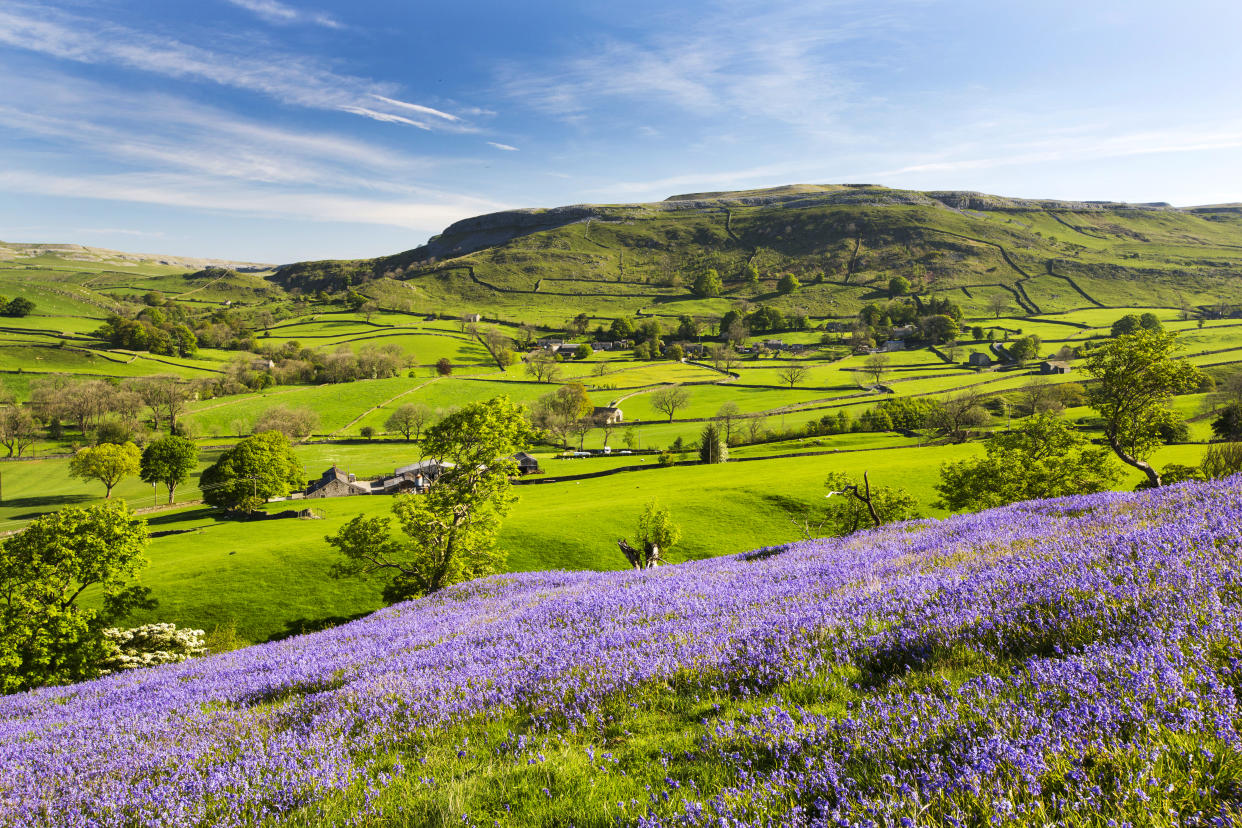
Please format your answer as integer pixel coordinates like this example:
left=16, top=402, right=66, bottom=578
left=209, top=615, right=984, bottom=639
left=935, top=413, right=1120, bottom=512
left=0, top=501, right=149, bottom=693
left=650, top=386, right=691, bottom=421
left=69, top=442, right=141, bottom=498
left=823, top=472, right=918, bottom=536
left=139, top=435, right=199, bottom=504
left=327, top=397, right=535, bottom=602
left=200, top=431, right=306, bottom=512
left=1084, top=329, right=1202, bottom=487
left=618, top=501, right=680, bottom=569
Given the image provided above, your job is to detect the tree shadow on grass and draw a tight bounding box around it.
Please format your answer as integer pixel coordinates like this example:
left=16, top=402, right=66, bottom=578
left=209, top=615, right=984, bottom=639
left=266, top=611, right=374, bottom=643
left=3, top=493, right=93, bottom=519
left=145, top=507, right=220, bottom=528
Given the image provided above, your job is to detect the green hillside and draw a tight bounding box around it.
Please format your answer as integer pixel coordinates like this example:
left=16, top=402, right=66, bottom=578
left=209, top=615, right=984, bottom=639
left=3, top=185, right=1242, bottom=647
left=270, top=185, right=1242, bottom=323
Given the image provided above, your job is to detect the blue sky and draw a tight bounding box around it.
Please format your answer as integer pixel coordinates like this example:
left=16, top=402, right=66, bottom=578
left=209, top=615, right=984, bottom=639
left=1, top=0, right=1240, bottom=263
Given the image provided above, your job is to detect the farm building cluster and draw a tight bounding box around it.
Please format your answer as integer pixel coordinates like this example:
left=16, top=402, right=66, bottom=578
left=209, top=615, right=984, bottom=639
left=297, top=453, right=542, bottom=499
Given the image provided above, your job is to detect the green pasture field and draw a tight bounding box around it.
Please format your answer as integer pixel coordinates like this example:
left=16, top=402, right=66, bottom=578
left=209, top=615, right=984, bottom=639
left=93, top=435, right=1208, bottom=643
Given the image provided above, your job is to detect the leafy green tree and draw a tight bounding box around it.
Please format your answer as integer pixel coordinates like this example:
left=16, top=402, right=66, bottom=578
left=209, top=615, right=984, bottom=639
left=609, top=317, right=635, bottom=340
left=888, top=275, right=910, bottom=297
left=573, top=344, right=593, bottom=360
left=200, top=431, right=305, bottom=512
left=935, top=414, right=1120, bottom=512
left=69, top=442, right=141, bottom=498
left=699, top=422, right=728, bottom=463
left=1085, top=329, right=1203, bottom=488
left=666, top=343, right=685, bottom=361
left=327, top=397, right=535, bottom=601
left=823, top=472, right=918, bottom=536
left=1212, top=402, right=1242, bottom=441
left=435, top=358, right=453, bottom=376
left=692, top=269, right=723, bottom=298
left=139, top=435, right=199, bottom=504
left=1111, top=314, right=1141, bottom=337
left=777, top=273, right=801, bottom=294
left=386, top=403, right=432, bottom=441
left=0, top=501, right=150, bottom=693
left=1139, top=312, right=1163, bottom=332
left=617, top=501, right=681, bottom=569
left=2, top=297, right=34, bottom=318
left=1202, top=442, right=1242, bottom=480
left=360, top=425, right=376, bottom=441
left=920, top=314, right=959, bottom=344
left=743, top=263, right=760, bottom=289
left=1007, top=334, right=1042, bottom=365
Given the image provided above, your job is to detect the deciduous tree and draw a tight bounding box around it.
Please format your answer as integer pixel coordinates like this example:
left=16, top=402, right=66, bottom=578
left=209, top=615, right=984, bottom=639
left=69, top=442, right=141, bottom=498
left=823, top=471, right=918, bottom=535
left=617, top=501, right=680, bottom=569
left=139, top=435, right=199, bottom=504
left=776, top=363, right=810, bottom=388
left=386, top=404, right=432, bottom=441
left=935, top=413, right=1120, bottom=512
left=327, top=397, right=534, bottom=601
left=1085, top=329, right=1202, bottom=487
left=200, top=431, right=305, bottom=513
left=650, top=385, right=691, bottom=422
left=0, top=501, right=150, bottom=693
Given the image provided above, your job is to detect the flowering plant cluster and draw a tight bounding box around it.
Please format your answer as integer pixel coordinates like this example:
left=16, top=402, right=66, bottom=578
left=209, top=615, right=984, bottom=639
left=3, top=478, right=1242, bottom=825
left=98, top=623, right=207, bottom=676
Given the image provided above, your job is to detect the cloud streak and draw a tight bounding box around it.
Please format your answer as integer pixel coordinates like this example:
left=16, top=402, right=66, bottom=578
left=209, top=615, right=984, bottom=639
left=223, top=0, right=343, bottom=29
left=0, top=2, right=465, bottom=130
left=0, top=169, right=507, bottom=231
left=499, top=1, right=903, bottom=134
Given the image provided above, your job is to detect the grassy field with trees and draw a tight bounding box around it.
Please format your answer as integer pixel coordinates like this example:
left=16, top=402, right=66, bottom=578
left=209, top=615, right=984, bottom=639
left=2, top=186, right=1242, bottom=651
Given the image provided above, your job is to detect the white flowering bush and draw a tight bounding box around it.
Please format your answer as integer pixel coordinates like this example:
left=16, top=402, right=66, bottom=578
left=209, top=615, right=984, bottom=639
left=99, top=623, right=207, bottom=675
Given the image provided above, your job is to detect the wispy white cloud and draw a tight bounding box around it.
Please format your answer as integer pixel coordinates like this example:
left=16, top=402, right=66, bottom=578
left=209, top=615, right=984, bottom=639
left=500, top=1, right=902, bottom=134
left=487, top=142, right=519, bottom=152
left=223, top=0, right=343, bottom=29
left=0, top=2, right=466, bottom=130
left=370, top=95, right=459, bottom=123
left=0, top=169, right=507, bottom=231
left=865, top=124, right=1242, bottom=179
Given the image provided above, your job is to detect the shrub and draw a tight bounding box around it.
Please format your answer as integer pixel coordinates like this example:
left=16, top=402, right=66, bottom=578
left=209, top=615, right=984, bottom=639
left=99, top=624, right=207, bottom=675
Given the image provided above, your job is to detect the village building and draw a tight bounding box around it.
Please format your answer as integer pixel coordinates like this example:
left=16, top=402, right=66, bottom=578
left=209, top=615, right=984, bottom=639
left=968, top=352, right=992, bottom=367
left=1039, top=360, right=1073, bottom=375
left=512, top=452, right=542, bottom=475
left=304, top=460, right=449, bottom=498
left=881, top=339, right=905, bottom=352
left=463, top=313, right=482, bottom=323
left=592, top=406, right=624, bottom=424
left=304, top=466, right=372, bottom=498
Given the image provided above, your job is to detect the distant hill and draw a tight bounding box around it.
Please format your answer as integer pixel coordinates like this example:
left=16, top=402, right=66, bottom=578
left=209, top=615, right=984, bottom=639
left=270, top=184, right=1242, bottom=322
left=0, top=241, right=271, bottom=273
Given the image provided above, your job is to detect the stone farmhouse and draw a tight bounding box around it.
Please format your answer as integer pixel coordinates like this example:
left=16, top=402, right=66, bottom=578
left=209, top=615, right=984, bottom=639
left=304, top=460, right=448, bottom=499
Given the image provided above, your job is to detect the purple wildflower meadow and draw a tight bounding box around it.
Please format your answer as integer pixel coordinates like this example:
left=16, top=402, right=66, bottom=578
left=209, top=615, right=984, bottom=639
left=4, top=478, right=1242, bottom=825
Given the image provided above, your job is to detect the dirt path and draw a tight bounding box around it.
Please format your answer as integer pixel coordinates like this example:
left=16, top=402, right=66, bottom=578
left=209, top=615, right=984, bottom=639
left=327, top=376, right=440, bottom=437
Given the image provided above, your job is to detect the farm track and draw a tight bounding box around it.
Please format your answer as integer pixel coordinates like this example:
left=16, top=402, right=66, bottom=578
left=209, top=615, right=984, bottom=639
left=327, top=377, right=440, bottom=437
